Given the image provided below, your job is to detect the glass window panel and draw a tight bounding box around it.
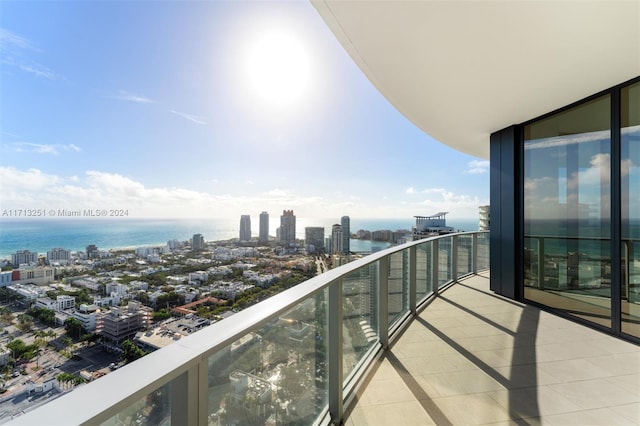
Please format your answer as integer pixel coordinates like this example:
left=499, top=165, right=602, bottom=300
left=621, top=82, right=640, bottom=337
left=416, top=241, right=434, bottom=303
left=342, top=264, right=378, bottom=381
left=456, top=235, right=473, bottom=276
left=524, top=94, right=612, bottom=328
left=101, top=382, right=171, bottom=425
left=388, top=250, right=409, bottom=327
left=477, top=232, right=490, bottom=270
left=438, top=237, right=453, bottom=287
left=207, top=291, right=329, bottom=425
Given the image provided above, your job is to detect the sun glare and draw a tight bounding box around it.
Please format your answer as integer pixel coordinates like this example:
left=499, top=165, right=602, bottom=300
left=247, top=32, right=310, bottom=109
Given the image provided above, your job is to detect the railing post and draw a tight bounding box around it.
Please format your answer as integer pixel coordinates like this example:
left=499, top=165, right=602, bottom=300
left=623, top=240, right=631, bottom=300
left=432, top=239, right=439, bottom=295
left=409, top=245, right=417, bottom=315
left=379, top=256, right=390, bottom=349
left=328, top=279, right=343, bottom=424
left=537, top=237, right=545, bottom=290
left=170, top=365, right=201, bottom=425
left=452, top=235, right=458, bottom=281
left=472, top=232, right=478, bottom=274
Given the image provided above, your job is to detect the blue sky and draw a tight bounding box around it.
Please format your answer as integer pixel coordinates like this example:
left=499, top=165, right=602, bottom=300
left=0, top=0, right=489, bottom=222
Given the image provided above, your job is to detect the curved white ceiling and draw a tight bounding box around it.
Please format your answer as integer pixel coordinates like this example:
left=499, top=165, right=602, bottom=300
left=312, top=1, right=640, bottom=159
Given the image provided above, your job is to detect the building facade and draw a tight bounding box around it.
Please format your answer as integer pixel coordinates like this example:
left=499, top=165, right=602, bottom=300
left=11, top=250, right=38, bottom=267
left=305, top=227, right=325, bottom=254
left=331, top=224, right=343, bottom=255
left=97, top=301, right=152, bottom=345
left=259, top=211, right=269, bottom=243
left=491, top=78, right=640, bottom=340
left=192, top=234, right=204, bottom=251
left=479, top=205, right=490, bottom=231
left=341, top=216, right=350, bottom=254
left=279, top=210, right=296, bottom=247
left=239, top=215, right=251, bottom=242
left=46, top=248, right=71, bottom=265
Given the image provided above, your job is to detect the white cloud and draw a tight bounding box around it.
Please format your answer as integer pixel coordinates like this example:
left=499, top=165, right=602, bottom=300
left=19, top=63, right=60, bottom=80
left=112, top=90, right=156, bottom=104
left=11, top=142, right=80, bottom=155
left=465, top=160, right=489, bottom=174
left=0, top=167, right=487, bottom=221
left=0, top=28, right=38, bottom=51
left=170, top=110, right=207, bottom=125
left=401, top=187, right=486, bottom=218
left=1, top=28, right=61, bottom=80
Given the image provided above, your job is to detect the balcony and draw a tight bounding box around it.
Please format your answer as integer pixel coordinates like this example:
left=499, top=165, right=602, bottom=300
left=8, top=232, right=639, bottom=425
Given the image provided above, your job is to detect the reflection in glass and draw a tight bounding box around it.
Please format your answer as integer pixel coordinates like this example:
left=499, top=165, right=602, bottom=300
left=457, top=235, right=473, bottom=276
left=416, top=242, right=434, bottom=302
left=621, top=82, right=640, bottom=337
left=102, top=382, right=171, bottom=425
left=207, top=291, right=329, bottom=425
left=438, top=237, right=453, bottom=287
left=342, top=264, right=379, bottom=381
left=388, top=250, right=409, bottom=327
left=523, top=95, right=612, bottom=327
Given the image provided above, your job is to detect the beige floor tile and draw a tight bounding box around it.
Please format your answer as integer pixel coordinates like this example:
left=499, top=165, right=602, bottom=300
left=535, top=341, right=610, bottom=363
left=429, top=393, right=514, bottom=424
left=357, top=377, right=415, bottom=406
left=397, top=352, right=476, bottom=376
left=468, top=349, right=514, bottom=368
left=584, top=352, right=640, bottom=376
left=548, top=378, right=638, bottom=410
left=607, top=402, right=640, bottom=424
left=346, top=400, right=438, bottom=426
left=487, top=386, right=583, bottom=418
left=415, top=369, right=505, bottom=397
left=392, top=338, right=459, bottom=359
left=536, top=358, right=614, bottom=383
left=493, top=364, right=562, bottom=389
left=603, top=373, right=640, bottom=394
left=544, top=407, right=636, bottom=426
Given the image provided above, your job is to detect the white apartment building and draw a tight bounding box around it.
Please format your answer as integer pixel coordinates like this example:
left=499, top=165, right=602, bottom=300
left=34, top=295, right=75, bottom=311
left=46, top=248, right=71, bottom=265
left=12, top=266, right=55, bottom=285
left=11, top=250, right=38, bottom=267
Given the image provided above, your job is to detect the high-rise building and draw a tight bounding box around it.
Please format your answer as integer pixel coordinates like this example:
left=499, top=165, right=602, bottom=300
left=479, top=205, right=490, bottom=231
left=305, top=227, right=325, bottom=254
left=86, top=244, right=99, bottom=260
left=331, top=224, right=343, bottom=254
left=279, top=210, right=296, bottom=247
left=191, top=234, right=204, bottom=251
left=11, top=250, right=38, bottom=267
left=259, top=211, right=269, bottom=243
left=341, top=216, right=350, bottom=254
left=47, top=248, right=71, bottom=264
left=239, top=215, right=251, bottom=242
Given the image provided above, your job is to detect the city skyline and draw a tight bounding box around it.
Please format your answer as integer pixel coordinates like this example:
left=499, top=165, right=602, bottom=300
left=1, top=1, right=489, bottom=222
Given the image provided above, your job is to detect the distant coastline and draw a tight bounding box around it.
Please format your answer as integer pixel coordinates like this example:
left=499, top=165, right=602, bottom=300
left=0, top=217, right=479, bottom=259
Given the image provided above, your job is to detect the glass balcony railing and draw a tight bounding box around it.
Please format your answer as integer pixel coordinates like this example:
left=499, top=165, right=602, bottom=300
left=9, top=231, right=489, bottom=426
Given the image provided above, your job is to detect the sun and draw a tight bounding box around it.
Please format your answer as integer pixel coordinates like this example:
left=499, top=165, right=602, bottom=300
left=246, top=32, right=310, bottom=109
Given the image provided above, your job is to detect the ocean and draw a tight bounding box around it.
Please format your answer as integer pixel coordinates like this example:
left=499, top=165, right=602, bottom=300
left=0, top=217, right=480, bottom=259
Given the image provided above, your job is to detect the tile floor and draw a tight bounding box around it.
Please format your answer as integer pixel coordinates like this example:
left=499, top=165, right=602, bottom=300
left=344, top=272, right=639, bottom=425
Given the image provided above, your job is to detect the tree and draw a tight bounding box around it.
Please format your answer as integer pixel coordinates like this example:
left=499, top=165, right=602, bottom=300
left=64, top=317, right=84, bottom=339
left=121, top=340, right=146, bottom=363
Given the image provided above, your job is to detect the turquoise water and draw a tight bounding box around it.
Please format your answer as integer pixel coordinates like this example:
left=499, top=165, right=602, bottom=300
left=0, top=217, right=479, bottom=258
